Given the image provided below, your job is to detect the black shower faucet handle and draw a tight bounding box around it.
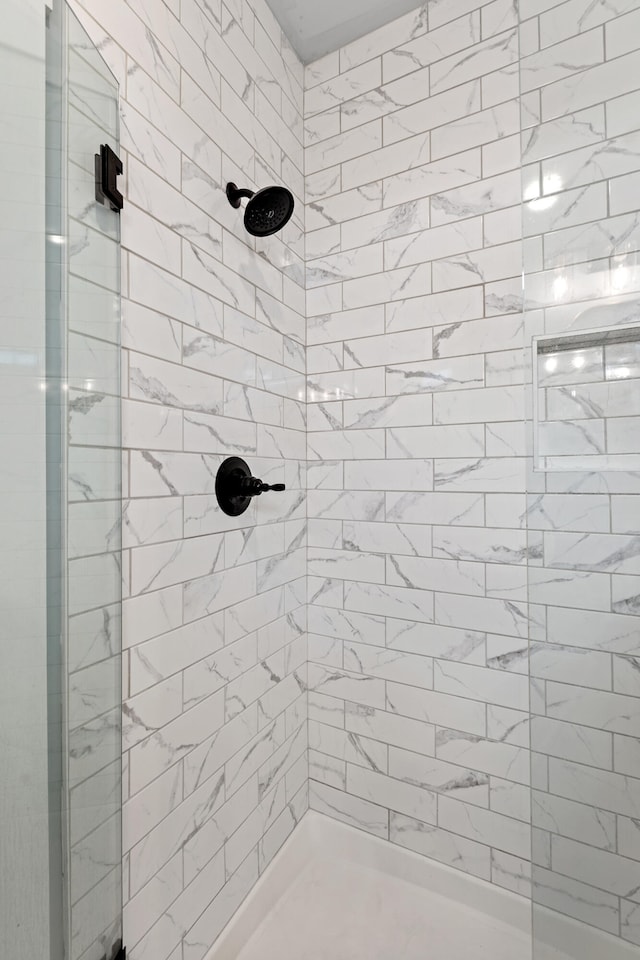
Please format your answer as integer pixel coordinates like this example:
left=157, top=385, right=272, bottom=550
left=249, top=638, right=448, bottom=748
left=237, top=476, right=286, bottom=497
left=216, top=457, right=286, bottom=516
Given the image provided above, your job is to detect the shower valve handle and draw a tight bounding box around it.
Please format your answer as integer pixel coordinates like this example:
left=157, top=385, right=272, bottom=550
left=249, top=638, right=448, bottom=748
left=237, top=476, right=286, bottom=497
left=215, top=457, right=286, bottom=516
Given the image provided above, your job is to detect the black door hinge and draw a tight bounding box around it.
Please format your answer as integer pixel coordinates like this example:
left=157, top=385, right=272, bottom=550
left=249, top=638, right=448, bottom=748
left=95, top=144, right=123, bottom=212
left=102, top=939, right=125, bottom=960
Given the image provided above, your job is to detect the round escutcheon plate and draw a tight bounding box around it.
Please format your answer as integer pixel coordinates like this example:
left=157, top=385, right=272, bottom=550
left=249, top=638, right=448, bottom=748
left=215, top=456, right=253, bottom=517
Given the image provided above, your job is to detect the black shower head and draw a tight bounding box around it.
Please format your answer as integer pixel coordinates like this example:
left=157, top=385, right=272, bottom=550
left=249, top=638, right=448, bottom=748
left=226, top=182, right=294, bottom=237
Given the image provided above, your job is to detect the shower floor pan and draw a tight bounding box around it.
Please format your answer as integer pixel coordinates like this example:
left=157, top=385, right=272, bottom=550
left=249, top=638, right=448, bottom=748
left=206, top=810, right=597, bottom=960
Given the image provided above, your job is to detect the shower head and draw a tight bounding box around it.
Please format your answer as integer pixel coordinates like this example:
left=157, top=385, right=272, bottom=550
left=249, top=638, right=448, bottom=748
left=226, top=182, right=294, bottom=237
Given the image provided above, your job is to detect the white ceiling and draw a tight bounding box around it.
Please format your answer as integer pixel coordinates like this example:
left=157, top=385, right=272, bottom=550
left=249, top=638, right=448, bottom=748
left=266, top=0, right=425, bottom=64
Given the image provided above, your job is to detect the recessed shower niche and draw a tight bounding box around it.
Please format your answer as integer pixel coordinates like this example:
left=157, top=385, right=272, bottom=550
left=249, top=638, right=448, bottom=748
left=533, top=322, right=640, bottom=471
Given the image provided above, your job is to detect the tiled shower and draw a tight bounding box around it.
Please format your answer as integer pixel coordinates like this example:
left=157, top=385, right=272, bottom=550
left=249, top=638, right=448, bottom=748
left=2, top=0, right=640, bottom=957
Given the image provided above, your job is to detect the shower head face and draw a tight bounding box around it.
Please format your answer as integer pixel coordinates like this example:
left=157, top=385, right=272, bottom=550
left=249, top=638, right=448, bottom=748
left=244, top=185, right=294, bottom=237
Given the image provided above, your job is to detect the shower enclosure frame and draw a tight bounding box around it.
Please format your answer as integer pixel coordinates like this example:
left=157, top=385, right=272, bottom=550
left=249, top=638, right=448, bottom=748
left=2, top=1, right=124, bottom=957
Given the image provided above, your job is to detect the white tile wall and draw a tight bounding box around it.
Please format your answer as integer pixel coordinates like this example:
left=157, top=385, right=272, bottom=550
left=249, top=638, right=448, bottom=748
left=520, top=0, right=640, bottom=945
left=304, top=0, right=532, bottom=901
left=67, top=1, right=306, bottom=958
left=304, top=0, right=640, bottom=954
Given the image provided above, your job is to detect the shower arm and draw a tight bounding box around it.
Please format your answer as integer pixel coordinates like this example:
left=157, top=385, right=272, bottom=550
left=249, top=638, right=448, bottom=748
left=226, top=182, right=255, bottom=208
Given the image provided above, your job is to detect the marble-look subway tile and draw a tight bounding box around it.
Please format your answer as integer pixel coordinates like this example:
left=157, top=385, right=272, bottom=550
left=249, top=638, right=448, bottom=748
left=536, top=0, right=637, bottom=45
left=387, top=554, right=485, bottom=598
left=439, top=795, right=530, bottom=858
left=532, top=864, right=619, bottom=934
left=436, top=592, right=529, bottom=639
left=307, top=604, right=386, bottom=647
left=343, top=264, right=432, bottom=311
left=547, top=682, right=640, bottom=737
left=386, top=218, right=483, bottom=271
left=383, top=81, right=481, bottom=147
left=391, top=812, right=491, bottom=880
left=310, top=781, right=389, bottom=839
left=342, top=131, right=431, bottom=192
left=541, top=48, right=640, bottom=122
left=386, top=355, right=484, bottom=396
left=347, top=765, right=437, bottom=824
left=339, top=4, right=429, bottom=72
left=532, top=790, right=616, bottom=851
left=305, top=59, right=381, bottom=117
left=306, top=120, right=382, bottom=175
left=387, top=490, right=485, bottom=527
left=309, top=720, right=387, bottom=773
left=552, top=833, right=640, bottom=900
left=520, top=29, right=604, bottom=94
left=384, top=12, right=481, bottom=84
left=387, top=619, right=485, bottom=665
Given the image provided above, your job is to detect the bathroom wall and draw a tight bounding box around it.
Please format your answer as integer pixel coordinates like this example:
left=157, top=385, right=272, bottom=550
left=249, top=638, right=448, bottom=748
left=44, top=0, right=640, bottom=952
left=304, top=0, right=533, bottom=896
left=65, top=1, right=307, bottom=957
left=0, top=1, right=50, bottom=955
left=304, top=0, right=640, bottom=949
left=519, top=0, right=640, bottom=948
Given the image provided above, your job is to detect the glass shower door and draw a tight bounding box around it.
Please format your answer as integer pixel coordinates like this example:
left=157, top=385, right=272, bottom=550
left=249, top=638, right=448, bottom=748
left=62, top=6, right=122, bottom=960
left=520, top=1, right=640, bottom=956
left=1, top=7, right=51, bottom=956
left=1, top=1, right=122, bottom=958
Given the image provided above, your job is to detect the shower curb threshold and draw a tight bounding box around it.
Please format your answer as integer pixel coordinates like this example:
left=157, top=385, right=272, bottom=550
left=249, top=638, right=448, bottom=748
left=205, top=810, right=636, bottom=960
